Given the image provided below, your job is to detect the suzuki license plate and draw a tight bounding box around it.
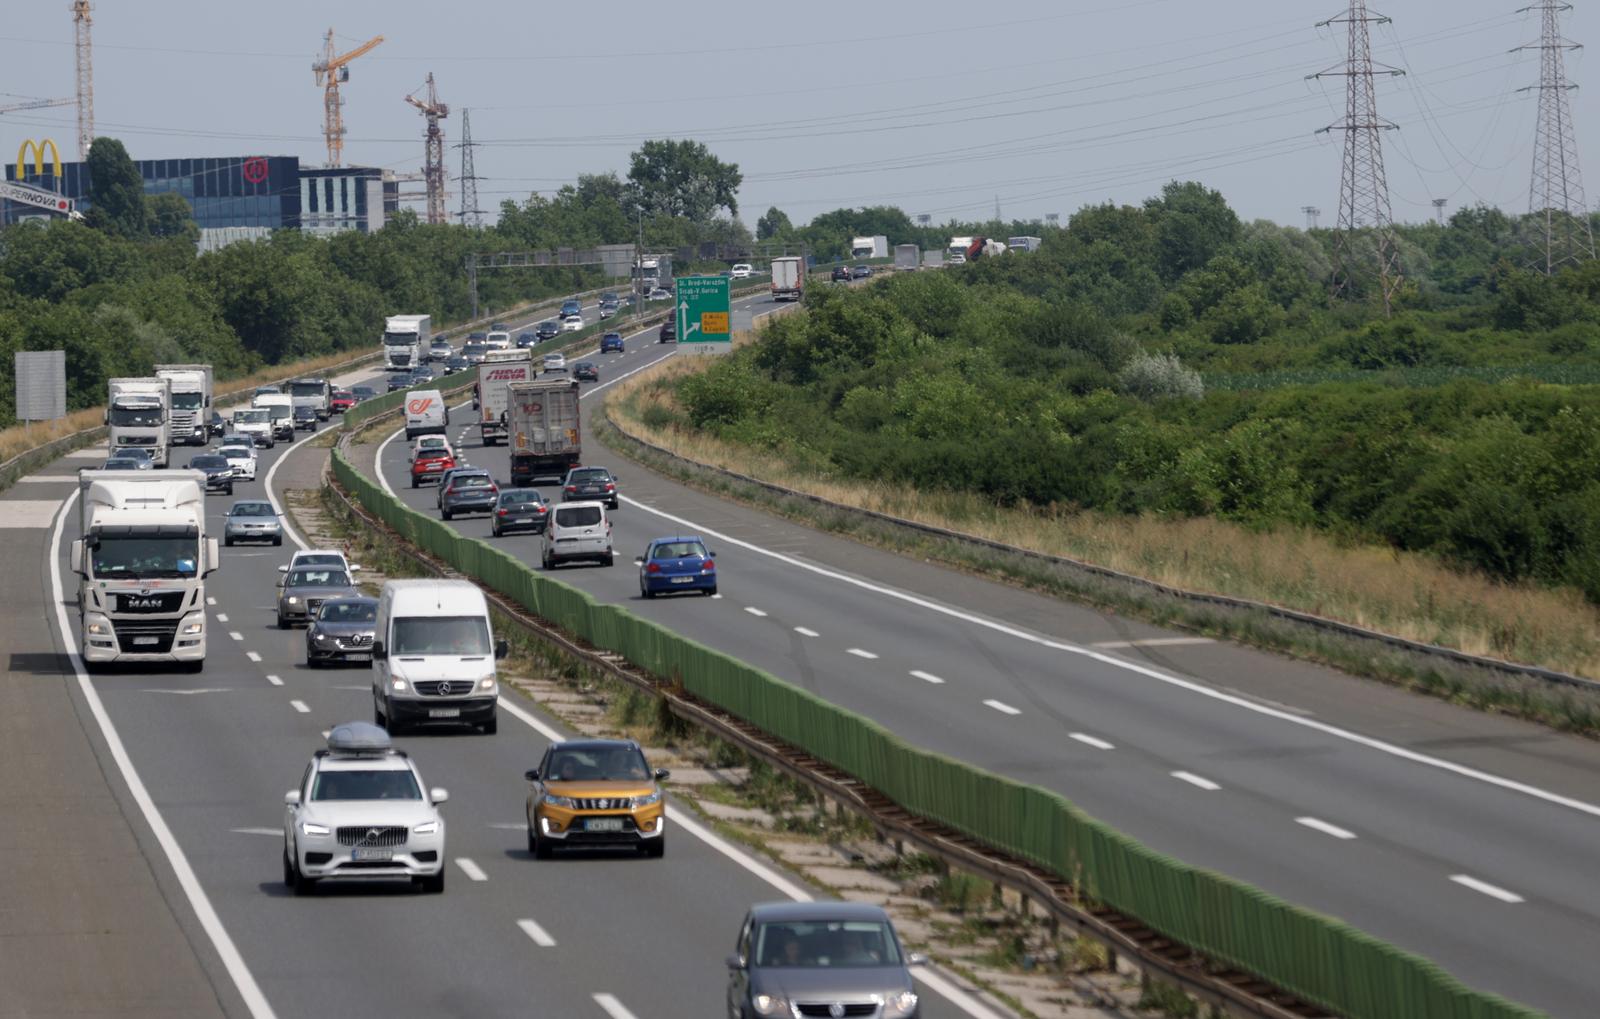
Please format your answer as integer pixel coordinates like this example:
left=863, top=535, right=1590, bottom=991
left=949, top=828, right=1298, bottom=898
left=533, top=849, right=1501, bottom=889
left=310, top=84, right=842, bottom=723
left=585, top=818, right=624, bottom=832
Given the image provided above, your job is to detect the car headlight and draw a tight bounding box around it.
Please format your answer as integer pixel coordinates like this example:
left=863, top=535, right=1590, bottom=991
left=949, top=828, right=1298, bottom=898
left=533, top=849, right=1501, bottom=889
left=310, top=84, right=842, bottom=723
left=630, top=790, right=661, bottom=808
left=887, top=991, right=919, bottom=1016
left=544, top=794, right=575, bottom=809
left=286, top=596, right=299, bottom=605
left=300, top=821, right=330, bottom=836
left=413, top=820, right=439, bottom=835
left=752, top=994, right=786, bottom=1016
left=391, top=679, right=408, bottom=691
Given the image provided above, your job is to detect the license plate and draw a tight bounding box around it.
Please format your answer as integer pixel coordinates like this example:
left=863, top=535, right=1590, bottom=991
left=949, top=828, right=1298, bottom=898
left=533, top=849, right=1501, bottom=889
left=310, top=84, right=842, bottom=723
left=585, top=818, right=624, bottom=832
left=351, top=848, right=392, bottom=861
left=671, top=576, right=695, bottom=584
left=429, top=708, right=460, bottom=718
left=133, top=636, right=159, bottom=645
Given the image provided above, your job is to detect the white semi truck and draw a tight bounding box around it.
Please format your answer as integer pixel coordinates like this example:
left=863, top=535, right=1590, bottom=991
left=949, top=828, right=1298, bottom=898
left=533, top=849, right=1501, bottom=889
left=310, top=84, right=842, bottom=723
left=289, top=377, right=333, bottom=420
left=71, top=469, right=220, bottom=672
left=771, top=256, right=805, bottom=302
left=383, top=314, right=432, bottom=371
left=154, top=364, right=214, bottom=447
left=476, top=350, right=535, bottom=446
left=894, top=244, right=920, bottom=271
left=851, top=235, right=889, bottom=259
left=106, top=378, right=173, bottom=467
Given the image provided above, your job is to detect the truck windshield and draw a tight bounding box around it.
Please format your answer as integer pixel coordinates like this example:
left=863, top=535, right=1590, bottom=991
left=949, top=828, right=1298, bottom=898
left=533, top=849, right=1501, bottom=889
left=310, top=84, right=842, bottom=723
left=391, top=616, right=491, bottom=656
left=170, top=392, right=204, bottom=410
left=90, top=535, right=198, bottom=579
left=109, top=405, right=164, bottom=427
left=383, top=332, right=417, bottom=346
left=290, top=382, right=326, bottom=398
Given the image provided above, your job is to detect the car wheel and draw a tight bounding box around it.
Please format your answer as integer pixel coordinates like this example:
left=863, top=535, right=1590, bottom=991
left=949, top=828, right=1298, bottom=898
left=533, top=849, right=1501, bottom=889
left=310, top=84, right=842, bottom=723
left=441, top=508, right=452, bottom=521
left=492, top=525, right=500, bottom=538
left=641, top=583, right=653, bottom=600
left=603, top=551, right=614, bottom=568
left=306, top=653, right=319, bottom=669
left=374, top=700, right=385, bottom=728
left=276, top=614, right=288, bottom=630
left=418, top=869, right=445, bottom=894
left=224, top=536, right=234, bottom=547
left=644, top=837, right=665, bottom=859
left=410, top=476, right=418, bottom=489
left=225, top=484, right=233, bottom=495
left=481, top=711, right=497, bottom=735
left=533, top=830, right=553, bottom=860
left=704, top=586, right=717, bottom=597
left=526, top=823, right=537, bottom=855
left=282, top=849, right=296, bottom=890
left=272, top=536, right=282, bottom=546
left=542, top=552, right=553, bottom=570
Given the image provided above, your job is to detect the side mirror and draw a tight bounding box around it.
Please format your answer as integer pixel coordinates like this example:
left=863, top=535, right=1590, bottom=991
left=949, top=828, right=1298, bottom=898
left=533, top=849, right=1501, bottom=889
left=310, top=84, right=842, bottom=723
left=371, top=640, right=386, bottom=660
left=523, top=768, right=540, bottom=782
left=494, top=638, right=510, bottom=660
left=349, top=564, right=362, bottom=572
left=284, top=790, right=301, bottom=806
left=204, top=537, right=220, bottom=576
left=907, top=953, right=928, bottom=967
left=70, top=539, right=85, bottom=576
left=654, top=768, right=670, bottom=780
left=430, top=788, right=449, bottom=805
left=725, top=954, right=746, bottom=971
left=633, top=556, right=645, bottom=565
left=708, top=551, right=716, bottom=558
left=277, top=564, right=288, bottom=573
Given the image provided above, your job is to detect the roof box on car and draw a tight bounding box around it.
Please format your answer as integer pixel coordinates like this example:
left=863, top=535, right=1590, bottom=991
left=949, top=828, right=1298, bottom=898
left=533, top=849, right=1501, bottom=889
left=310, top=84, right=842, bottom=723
left=324, top=721, right=396, bottom=756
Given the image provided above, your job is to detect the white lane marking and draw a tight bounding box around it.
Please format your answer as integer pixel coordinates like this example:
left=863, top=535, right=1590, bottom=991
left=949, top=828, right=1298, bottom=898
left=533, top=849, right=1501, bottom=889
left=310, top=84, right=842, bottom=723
left=1069, top=732, right=1115, bottom=750
left=846, top=648, right=879, bottom=660
left=206, top=596, right=217, bottom=606
left=794, top=626, right=819, bottom=637
left=1451, top=874, right=1524, bottom=903
left=215, top=613, right=229, bottom=623
left=260, top=428, right=313, bottom=552
left=320, top=729, right=331, bottom=739
left=592, top=993, right=638, bottom=1019
left=1296, top=816, right=1358, bottom=840
left=246, top=651, right=262, bottom=663
left=616, top=494, right=1600, bottom=823
left=517, top=917, right=557, bottom=948
left=143, top=688, right=233, bottom=695
left=228, top=827, right=281, bottom=837
left=46, top=492, right=277, bottom=1019
left=1171, top=771, right=1221, bottom=791
left=910, top=670, right=946, bottom=685
left=455, top=857, right=488, bottom=882
left=228, top=631, right=243, bottom=641
left=289, top=699, right=310, bottom=714
left=743, top=606, right=768, bottom=618
left=266, top=674, right=284, bottom=686
left=983, top=699, right=1021, bottom=716
left=1092, top=636, right=1215, bottom=649
left=710, top=593, right=723, bottom=599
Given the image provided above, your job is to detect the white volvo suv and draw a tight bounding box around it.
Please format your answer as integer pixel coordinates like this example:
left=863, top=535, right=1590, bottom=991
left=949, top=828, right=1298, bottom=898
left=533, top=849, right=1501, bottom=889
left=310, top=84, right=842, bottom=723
left=282, top=722, right=449, bottom=895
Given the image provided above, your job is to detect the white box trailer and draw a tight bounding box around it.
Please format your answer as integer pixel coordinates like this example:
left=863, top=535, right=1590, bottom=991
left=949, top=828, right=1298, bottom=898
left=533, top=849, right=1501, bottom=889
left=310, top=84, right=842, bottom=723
left=771, top=256, right=805, bottom=302
left=851, top=235, right=889, bottom=259
left=476, top=350, right=535, bottom=445
left=894, top=244, right=920, bottom=271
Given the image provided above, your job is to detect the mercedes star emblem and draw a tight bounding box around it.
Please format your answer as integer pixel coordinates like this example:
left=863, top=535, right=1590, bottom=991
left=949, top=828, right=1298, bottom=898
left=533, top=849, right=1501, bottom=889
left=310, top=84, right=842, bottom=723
left=436, top=681, right=452, bottom=696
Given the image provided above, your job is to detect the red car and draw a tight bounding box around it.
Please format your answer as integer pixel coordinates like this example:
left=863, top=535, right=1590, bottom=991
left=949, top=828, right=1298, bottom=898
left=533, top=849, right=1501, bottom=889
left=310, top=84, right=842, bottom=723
left=410, top=449, right=456, bottom=488
left=330, top=389, right=356, bottom=414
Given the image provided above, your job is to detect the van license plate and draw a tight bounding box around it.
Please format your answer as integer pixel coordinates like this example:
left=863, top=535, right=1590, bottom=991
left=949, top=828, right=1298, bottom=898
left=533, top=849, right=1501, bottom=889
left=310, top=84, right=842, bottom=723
left=429, top=708, right=460, bottom=718
left=585, top=818, right=624, bottom=832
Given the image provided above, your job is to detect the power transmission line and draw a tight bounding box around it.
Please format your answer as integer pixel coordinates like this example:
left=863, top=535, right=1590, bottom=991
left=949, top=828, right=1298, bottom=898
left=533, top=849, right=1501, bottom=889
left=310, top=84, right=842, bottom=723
left=455, top=107, right=485, bottom=227
left=1515, top=1, right=1595, bottom=272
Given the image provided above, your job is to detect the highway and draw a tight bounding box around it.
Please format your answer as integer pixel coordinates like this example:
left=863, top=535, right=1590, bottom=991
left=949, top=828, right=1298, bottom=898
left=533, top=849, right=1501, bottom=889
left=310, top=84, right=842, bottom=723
left=27, top=290, right=992, bottom=1019
left=362, top=293, right=1600, bottom=1016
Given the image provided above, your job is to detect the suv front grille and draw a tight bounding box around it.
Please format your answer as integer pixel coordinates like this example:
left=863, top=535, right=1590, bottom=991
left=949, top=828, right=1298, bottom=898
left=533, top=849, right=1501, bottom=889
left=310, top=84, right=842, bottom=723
left=336, top=826, right=408, bottom=847
left=570, top=798, right=639, bottom=812
left=113, top=620, right=178, bottom=653
left=336, top=634, right=373, bottom=650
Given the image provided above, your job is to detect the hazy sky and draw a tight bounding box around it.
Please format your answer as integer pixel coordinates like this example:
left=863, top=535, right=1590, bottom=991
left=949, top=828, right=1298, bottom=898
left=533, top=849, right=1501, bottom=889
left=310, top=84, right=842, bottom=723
left=3, top=0, right=1594, bottom=229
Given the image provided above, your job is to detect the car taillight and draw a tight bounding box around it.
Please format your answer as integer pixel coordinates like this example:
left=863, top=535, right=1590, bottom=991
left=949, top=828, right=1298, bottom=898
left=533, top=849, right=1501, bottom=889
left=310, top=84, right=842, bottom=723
left=646, top=563, right=661, bottom=574
left=497, top=509, right=508, bottom=516
left=702, top=560, right=716, bottom=572
left=604, top=483, right=614, bottom=491
left=444, top=485, right=454, bottom=495
left=565, top=485, right=576, bottom=493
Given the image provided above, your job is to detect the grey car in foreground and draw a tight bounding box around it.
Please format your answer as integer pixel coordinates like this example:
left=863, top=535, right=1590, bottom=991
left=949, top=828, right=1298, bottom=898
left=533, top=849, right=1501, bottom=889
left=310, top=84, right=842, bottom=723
left=277, top=567, right=360, bottom=629
left=224, top=499, right=283, bottom=546
left=727, top=901, right=925, bottom=1018
left=305, top=596, right=379, bottom=666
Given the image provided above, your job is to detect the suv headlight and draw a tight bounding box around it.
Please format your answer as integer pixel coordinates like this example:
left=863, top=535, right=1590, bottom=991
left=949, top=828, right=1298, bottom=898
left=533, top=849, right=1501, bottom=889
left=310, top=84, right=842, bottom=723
left=301, top=821, right=330, bottom=836
left=630, top=790, right=661, bottom=808
left=544, top=794, right=575, bottom=809
left=887, top=991, right=919, bottom=1016
left=413, top=820, right=439, bottom=835
left=752, top=994, right=786, bottom=1016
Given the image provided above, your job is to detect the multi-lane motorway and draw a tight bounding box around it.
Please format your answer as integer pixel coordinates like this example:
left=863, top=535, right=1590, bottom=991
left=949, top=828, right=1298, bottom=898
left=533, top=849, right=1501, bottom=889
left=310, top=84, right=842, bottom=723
left=362, top=296, right=1600, bottom=1016
left=21, top=292, right=996, bottom=1019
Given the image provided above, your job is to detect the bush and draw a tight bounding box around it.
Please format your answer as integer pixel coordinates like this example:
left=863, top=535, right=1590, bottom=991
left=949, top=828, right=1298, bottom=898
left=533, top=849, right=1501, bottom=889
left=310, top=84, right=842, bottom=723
left=1118, top=350, right=1204, bottom=401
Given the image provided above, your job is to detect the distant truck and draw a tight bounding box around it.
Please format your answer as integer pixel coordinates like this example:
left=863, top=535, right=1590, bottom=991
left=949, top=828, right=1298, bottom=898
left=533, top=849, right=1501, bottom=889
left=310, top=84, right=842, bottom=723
left=894, top=244, right=920, bottom=271
left=633, top=254, right=673, bottom=295
left=851, top=235, right=889, bottom=259
left=383, top=314, right=432, bottom=370
left=948, top=236, right=975, bottom=260
left=922, top=249, right=945, bottom=269
left=771, top=256, right=805, bottom=302
left=106, top=378, right=172, bottom=467
left=476, top=350, right=535, bottom=446
left=1007, top=236, right=1043, bottom=253
left=154, top=365, right=213, bottom=447
left=289, top=377, right=332, bottom=421
left=507, top=377, right=582, bottom=486
left=71, top=468, right=220, bottom=672
left=964, top=236, right=1009, bottom=260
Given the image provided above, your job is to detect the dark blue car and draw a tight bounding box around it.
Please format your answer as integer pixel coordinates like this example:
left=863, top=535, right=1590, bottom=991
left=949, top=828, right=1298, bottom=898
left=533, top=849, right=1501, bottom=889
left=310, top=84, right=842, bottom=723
left=636, top=536, right=717, bottom=598
left=599, top=332, right=625, bottom=353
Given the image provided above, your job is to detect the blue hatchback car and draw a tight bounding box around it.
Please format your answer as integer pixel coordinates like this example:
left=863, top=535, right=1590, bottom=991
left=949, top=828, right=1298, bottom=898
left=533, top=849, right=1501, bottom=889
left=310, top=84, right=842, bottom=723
left=637, top=536, right=717, bottom=598
left=600, top=332, right=625, bottom=354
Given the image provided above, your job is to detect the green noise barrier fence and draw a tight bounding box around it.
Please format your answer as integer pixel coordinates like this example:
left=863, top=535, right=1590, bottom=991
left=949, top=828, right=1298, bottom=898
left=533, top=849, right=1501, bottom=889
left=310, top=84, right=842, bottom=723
left=329, top=441, right=1543, bottom=1019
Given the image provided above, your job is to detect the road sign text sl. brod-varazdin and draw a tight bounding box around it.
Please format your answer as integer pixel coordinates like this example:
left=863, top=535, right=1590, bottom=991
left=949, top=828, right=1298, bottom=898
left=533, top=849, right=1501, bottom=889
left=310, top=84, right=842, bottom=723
left=675, top=276, right=732, bottom=351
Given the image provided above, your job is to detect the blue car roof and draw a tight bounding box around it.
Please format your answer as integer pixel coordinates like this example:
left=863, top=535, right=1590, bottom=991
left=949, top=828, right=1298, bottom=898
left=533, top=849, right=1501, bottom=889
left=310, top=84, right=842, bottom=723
left=650, top=535, right=704, bottom=546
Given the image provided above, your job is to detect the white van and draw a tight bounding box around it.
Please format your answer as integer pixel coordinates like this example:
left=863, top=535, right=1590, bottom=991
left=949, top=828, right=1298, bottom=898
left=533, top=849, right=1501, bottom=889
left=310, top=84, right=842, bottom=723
left=541, top=500, right=613, bottom=569
left=252, top=393, right=295, bottom=441
left=404, top=389, right=449, bottom=440
left=372, top=579, right=507, bottom=735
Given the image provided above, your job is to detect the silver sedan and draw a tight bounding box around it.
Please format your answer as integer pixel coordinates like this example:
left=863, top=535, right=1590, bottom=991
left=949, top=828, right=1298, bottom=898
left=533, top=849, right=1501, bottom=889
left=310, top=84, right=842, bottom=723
left=224, top=500, right=282, bottom=547
left=277, top=568, right=360, bottom=629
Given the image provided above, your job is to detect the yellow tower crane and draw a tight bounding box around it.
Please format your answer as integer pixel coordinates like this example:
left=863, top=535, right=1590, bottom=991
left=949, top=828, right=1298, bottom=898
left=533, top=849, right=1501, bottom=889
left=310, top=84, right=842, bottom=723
left=313, top=28, right=384, bottom=168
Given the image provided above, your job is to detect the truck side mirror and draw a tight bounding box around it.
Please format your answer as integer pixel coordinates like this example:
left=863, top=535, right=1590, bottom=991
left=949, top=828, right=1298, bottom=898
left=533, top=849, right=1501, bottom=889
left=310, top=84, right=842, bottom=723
left=204, top=537, right=220, bottom=576
left=371, top=640, right=386, bottom=660
left=70, top=539, right=85, bottom=576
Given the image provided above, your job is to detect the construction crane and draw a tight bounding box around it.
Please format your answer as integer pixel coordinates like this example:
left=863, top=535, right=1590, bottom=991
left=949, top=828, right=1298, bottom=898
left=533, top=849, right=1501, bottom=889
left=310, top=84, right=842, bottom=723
left=404, top=73, right=449, bottom=225
left=72, top=0, right=92, bottom=158
left=0, top=96, right=74, bottom=116
left=313, top=28, right=383, bottom=168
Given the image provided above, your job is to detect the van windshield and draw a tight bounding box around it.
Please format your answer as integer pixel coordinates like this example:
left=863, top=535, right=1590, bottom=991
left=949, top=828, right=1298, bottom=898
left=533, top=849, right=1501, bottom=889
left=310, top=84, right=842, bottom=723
left=392, top=616, right=491, bottom=655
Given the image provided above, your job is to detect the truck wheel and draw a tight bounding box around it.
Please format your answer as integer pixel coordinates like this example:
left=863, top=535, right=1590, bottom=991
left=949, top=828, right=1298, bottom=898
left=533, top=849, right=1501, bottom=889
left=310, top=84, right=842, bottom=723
left=182, top=659, right=204, bottom=674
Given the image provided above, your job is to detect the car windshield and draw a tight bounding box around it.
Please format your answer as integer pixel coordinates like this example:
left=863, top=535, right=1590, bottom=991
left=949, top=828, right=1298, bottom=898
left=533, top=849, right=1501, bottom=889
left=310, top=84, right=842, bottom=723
left=287, top=569, right=351, bottom=588
left=463, top=344, right=489, bottom=357
left=571, top=469, right=610, bottom=483
left=104, top=457, right=143, bottom=467
left=652, top=541, right=707, bottom=560
left=294, top=554, right=345, bottom=568
left=391, top=616, right=491, bottom=656
left=295, top=407, right=315, bottom=417
left=108, top=404, right=163, bottom=427
left=353, top=388, right=376, bottom=398
left=556, top=505, right=603, bottom=527
left=545, top=747, right=651, bottom=782
left=267, top=407, right=291, bottom=421
left=311, top=769, right=420, bottom=801
left=333, top=391, right=352, bottom=400
left=191, top=456, right=228, bottom=468
left=218, top=444, right=250, bottom=456
left=319, top=601, right=377, bottom=623
left=230, top=503, right=273, bottom=517
left=89, top=535, right=198, bottom=579
left=753, top=921, right=902, bottom=969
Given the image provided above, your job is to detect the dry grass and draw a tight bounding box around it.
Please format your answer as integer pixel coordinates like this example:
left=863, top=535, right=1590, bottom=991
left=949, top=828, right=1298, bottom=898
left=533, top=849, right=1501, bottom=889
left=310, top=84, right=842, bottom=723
left=608, top=356, right=1600, bottom=681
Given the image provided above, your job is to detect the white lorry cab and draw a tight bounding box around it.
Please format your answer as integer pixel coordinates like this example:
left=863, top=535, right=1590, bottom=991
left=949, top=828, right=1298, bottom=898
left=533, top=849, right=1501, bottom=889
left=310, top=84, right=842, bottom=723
left=107, top=377, right=173, bottom=467
left=372, top=579, right=508, bottom=735
left=384, top=314, right=432, bottom=370
left=404, top=389, right=449, bottom=440
left=154, top=364, right=214, bottom=446
left=289, top=377, right=333, bottom=421
left=72, top=468, right=220, bottom=671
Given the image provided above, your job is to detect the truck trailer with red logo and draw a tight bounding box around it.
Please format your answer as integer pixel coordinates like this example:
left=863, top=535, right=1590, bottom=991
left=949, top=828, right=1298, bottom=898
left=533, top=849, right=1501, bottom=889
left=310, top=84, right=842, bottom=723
left=476, top=350, right=536, bottom=445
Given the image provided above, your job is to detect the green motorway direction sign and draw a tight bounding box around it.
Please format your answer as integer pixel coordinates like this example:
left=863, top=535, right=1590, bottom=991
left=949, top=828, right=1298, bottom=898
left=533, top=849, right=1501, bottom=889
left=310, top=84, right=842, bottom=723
left=675, top=275, right=732, bottom=349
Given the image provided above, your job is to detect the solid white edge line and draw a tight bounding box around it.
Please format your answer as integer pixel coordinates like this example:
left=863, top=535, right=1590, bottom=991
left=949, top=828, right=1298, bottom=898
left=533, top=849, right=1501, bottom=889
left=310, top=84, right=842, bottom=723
left=1171, top=771, right=1220, bottom=791
left=516, top=917, right=557, bottom=947
left=260, top=426, right=316, bottom=552
left=47, top=491, right=277, bottom=1018
left=289, top=699, right=310, bottom=714
left=455, top=857, right=488, bottom=882
left=1450, top=874, right=1524, bottom=903
left=910, top=670, right=946, bottom=685
left=613, top=492, right=1600, bottom=822
left=1068, top=732, right=1115, bottom=751
left=846, top=648, right=879, bottom=659
left=591, top=993, right=639, bottom=1019
left=983, top=699, right=1021, bottom=716
left=1295, top=816, right=1358, bottom=840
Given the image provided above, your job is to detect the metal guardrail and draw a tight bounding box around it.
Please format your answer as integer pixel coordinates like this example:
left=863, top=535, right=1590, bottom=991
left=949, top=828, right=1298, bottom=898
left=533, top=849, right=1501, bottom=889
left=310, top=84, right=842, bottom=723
left=601, top=404, right=1600, bottom=697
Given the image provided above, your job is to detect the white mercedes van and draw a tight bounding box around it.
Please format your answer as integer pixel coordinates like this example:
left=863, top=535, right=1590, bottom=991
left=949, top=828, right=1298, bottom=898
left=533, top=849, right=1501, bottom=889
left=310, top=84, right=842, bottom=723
left=404, top=389, right=449, bottom=440
left=541, top=500, right=613, bottom=569
left=372, top=579, right=507, bottom=735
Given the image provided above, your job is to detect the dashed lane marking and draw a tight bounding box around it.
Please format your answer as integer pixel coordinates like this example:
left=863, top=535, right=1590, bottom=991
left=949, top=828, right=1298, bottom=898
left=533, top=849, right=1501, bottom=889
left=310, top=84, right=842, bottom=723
left=1171, top=771, right=1220, bottom=791
left=983, top=699, right=1021, bottom=716
left=1296, top=817, right=1358, bottom=841
left=1450, top=875, right=1524, bottom=903
left=517, top=918, right=557, bottom=947
left=846, top=648, right=879, bottom=660
left=455, top=857, right=488, bottom=881
left=1069, top=733, right=1115, bottom=751
left=289, top=699, right=310, bottom=713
